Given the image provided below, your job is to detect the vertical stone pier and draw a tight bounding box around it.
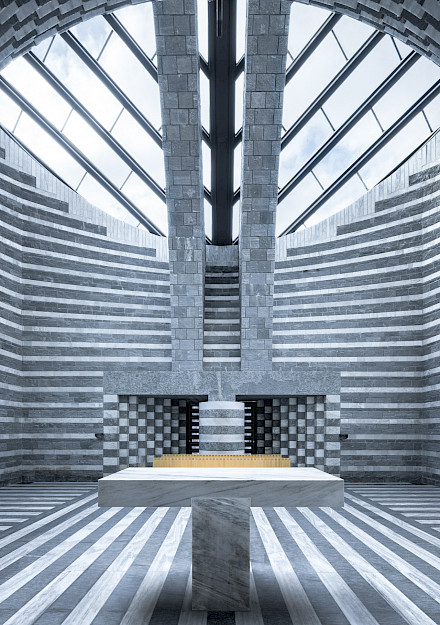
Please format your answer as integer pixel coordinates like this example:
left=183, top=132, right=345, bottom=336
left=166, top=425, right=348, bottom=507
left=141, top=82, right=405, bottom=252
left=198, top=401, right=245, bottom=454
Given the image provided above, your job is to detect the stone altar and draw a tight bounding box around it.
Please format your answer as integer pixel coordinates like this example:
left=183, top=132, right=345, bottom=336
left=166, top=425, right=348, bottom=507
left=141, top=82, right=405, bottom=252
left=98, top=467, right=344, bottom=611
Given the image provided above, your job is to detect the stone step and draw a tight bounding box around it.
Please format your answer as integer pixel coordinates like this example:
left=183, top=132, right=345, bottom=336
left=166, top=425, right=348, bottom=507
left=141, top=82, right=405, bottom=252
left=205, top=311, right=240, bottom=320
left=205, top=284, right=239, bottom=292
left=204, top=336, right=240, bottom=345
left=204, top=330, right=240, bottom=336
left=203, top=263, right=240, bottom=367
left=205, top=265, right=238, bottom=273
left=205, top=295, right=239, bottom=303
left=203, top=361, right=241, bottom=371
left=204, top=291, right=239, bottom=299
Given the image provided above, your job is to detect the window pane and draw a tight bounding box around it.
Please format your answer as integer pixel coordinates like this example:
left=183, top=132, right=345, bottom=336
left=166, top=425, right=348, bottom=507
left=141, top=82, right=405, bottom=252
left=288, top=3, right=330, bottom=58
left=236, top=0, right=246, bottom=61
left=234, top=144, right=242, bottom=192
left=276, top=174, right=321, bottom=236
left=200, top=71, right=210, bottom=133
left=122, top=173, right=168, bottom=235
left=43, top=36, right=122, bottom=129
left=14, top=114, right=85, bottom=188
left=235, top=72, right=244, bottom=134
left=202, top=140, right=211, bottom=192
left=313, top=111, right=381, bottom=187
left=110, top=110, right=165, bottom=187
left=232, top=203, right=239, bottom=241
left=98, top=34, right=161, bottom=129
left=393, top=37, right=412, bottom=59
left=70, top=16, right=112, bottom=58
left=77, top=174, right=129, bottom=221
left=33, top=37, right=54, bottom=62
left=197, top=0, right=208, bottom=61
left=359, top=115, right=431, bottom=189
left=115, top=3, right=156, bottom=58
left=0, top=90, right=21, bottom=130
left=373, top=57, right=440, bottom=130
left=62, top=111, right=130, bottom=187
left=304, top=175, right=366, bottom=227
left=424, top=93, right=440, bottom=130
left=283, top=34, right=346, bottom=129
left=279, top=110, right=333, bottom=188
left=2, top=57, right=71, bottom=130
left=204, top=199, right=212, bottom=240
left=332, top=15, right=372, bottom=58
left=324, top=36, right=400, bottom=129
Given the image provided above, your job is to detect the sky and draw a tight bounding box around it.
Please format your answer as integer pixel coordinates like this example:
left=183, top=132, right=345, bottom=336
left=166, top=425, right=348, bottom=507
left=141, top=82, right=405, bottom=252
left=0, top=0, right=439, bottom=239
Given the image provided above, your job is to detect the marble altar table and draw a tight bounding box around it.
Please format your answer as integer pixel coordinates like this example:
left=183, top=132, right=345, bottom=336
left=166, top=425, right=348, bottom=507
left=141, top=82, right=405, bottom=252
left=98, top=467, right=344, bottom=611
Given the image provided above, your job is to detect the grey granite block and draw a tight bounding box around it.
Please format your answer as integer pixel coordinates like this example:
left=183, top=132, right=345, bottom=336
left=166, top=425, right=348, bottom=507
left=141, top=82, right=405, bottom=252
left=192, top=497, right=250, bottom=611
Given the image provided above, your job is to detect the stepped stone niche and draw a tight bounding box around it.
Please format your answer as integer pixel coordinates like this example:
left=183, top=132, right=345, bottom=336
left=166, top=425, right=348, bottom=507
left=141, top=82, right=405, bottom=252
left=102, top=370, right=341, bottom=475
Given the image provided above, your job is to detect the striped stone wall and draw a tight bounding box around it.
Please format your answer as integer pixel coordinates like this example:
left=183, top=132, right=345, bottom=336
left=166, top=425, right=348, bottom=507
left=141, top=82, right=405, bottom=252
left=0, top=128, right=172, bottom=484
left=0, top=143, right=23, bottom=483
left=420, top=162, right=440, bottom=483
left=275, top=131, right=440, bottom=484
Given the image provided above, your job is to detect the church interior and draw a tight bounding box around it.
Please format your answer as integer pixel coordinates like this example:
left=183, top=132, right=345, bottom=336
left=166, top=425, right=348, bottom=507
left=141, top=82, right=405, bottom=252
left=0, top=0, right=440, bottom=623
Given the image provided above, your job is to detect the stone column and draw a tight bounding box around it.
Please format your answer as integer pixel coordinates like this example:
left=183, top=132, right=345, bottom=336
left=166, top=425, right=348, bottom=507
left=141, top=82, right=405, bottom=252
left=198, top=401, right=245, bottom=454
left=153, top=0, right=205, bottom=372
left=239, top=0, right=292, bottom=371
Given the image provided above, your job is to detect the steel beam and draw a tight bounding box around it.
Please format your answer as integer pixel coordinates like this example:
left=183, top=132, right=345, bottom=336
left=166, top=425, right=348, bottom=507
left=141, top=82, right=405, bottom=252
left=282, top=30, right=385, bottom=150
left=285, top=13, right=342, bottom=85
left=280, top=77, right=440, bottom=235
left=61, top=31, right=162, bottom=146
left=278, top=51, right=419, bottom=204
left=209, top=0, right=236, bottom=244
left=25, top=51, right=167, bottom=203
left=104, top=14, right=158, bottom=83
left=0, top=75, right=165, bottom=236
left=200, top=55, right=210, bottom=78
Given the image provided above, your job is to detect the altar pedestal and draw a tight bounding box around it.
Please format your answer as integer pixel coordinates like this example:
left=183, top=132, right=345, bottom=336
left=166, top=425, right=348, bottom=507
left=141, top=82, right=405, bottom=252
left=192, top=497, right=250, bottom=611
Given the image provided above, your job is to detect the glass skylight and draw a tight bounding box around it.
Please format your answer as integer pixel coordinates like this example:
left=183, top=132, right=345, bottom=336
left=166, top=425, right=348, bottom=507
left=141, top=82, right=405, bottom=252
left=0, top=0, right=439, bottom=240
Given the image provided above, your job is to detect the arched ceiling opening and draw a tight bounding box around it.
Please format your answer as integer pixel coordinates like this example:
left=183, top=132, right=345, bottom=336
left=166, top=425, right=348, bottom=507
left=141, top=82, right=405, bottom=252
left=0, top=0, right=439, bottom=239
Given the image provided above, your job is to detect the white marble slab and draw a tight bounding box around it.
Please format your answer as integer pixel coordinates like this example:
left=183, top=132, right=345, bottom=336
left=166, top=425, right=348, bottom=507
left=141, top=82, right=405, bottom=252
left=98, top=467, right=344, bottom=508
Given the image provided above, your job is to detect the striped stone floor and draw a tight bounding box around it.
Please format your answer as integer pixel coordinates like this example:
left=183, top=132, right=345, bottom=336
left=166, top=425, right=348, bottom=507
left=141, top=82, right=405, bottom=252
left=0, top=483, right=439, bottom=625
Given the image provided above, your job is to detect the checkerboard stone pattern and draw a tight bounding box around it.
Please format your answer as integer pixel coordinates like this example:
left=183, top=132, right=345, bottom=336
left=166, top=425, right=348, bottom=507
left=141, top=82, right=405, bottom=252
left=103, top=393, right=340, bottom=475
left=103, top=395, right=188, bottom=474
left=254, top=395, right=340, bottom=474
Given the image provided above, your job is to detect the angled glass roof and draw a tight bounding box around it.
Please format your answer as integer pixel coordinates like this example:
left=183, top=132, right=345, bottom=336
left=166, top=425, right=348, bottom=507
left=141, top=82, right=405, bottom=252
left=0, top=1, right=439, bottom=241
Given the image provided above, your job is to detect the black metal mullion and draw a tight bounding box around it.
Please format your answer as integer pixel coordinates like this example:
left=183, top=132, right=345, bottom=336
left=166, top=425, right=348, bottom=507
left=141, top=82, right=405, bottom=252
left=285, top=13, right=342, bottom=85
left=61, top=31, right=162, bottom=148
left=280, top=78, right=440, bottom=235
left=209, top=0, right=237, bottom=245
left=282, top=30, right=385, bottom=151
left=25, top=51, right=166, bottom=202
left=278, top=51, right=419, bottom=206
left=104, top=13, right=158, bottom=83
left=0, top=76, right=165, bottom=236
